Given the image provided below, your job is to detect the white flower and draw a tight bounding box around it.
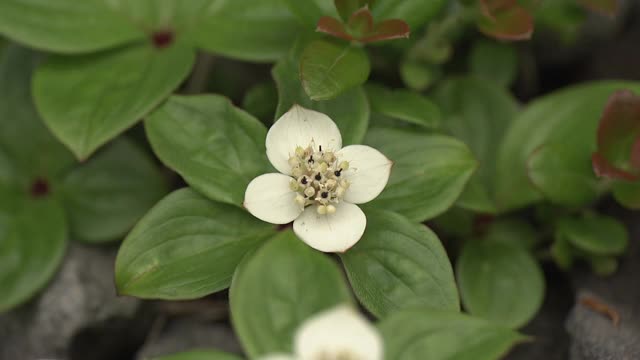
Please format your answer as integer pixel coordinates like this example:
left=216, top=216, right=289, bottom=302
left=243, top=105, right=392, bottom=253
left=259, top=304, right=384, bottom=360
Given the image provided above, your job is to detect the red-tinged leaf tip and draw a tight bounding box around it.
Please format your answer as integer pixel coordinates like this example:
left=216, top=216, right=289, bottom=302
left=151, top=30, right=174, bottom=49
left=347, top=6, right=374, bottom=37
left=478, top=5, right=534, bottom=41
left=480, top=0, right=517, bottom=19
left=592, top=153, right=638, bottom=181
left=359, top=19, right=410, bottom=43
left=595, top=90, right=640, bottom=172
left=631, top=137, right=640, bottom=170
left=577, top=0, right=618, bottom=17
left=30, top=177, right=50, bottom=198
left=316, top=16, right=354, bottom=41
left=597, top=90, right=640, bottom=149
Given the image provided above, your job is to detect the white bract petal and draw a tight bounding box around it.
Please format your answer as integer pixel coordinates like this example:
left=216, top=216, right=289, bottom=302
left=337, top=145, right=392, bottom=204
left=293, top=202, right=366, bottom=253
left=266, top=105, right=343, bottom=175
left=294, top=305, right=383, bottom=360
left=244, top=173, right=302, bottom=224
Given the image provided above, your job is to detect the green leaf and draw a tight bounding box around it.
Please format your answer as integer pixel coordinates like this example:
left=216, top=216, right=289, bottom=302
left=101, top=0, right=212, bottom=34
left=434, top=76, right=519, bottom=214
left=191, top=0, right=301, bottom=62
left=456, top=238, right=545, bottom=328
left=300, top=39, right=370, bottom=101
left=0, top=194, right=67, bottom=312
left=230, top=230, right=352, bottom=358
left=365, top=83, right=441, bottom=129
left=364, top=128, right=477, bottom=222
left=496, top=81, right=640, bottom=212
left=372, top=0, right=448, bottom=29
left=145, top=95, right=269, bottom=206
left=0, top=0, right=141, bottom=53
left=527, top=142, right=603, bottom=206
left=483, top=218, right=540, bottom=250
left=0, top=45, right=74, bottom=186
left=612, top=180, right=640, bottom=209
left=283, top=0, right=337, bottom=26
left=273, top=54, right=369, bottom=145
left=556, top=214, right=628, bottom=256
left=115, top=188, right=274, bottom=299
left=341, top=209, right=459, bottom=318
left=60, top=138, right=167, bottom=243
left=242, top=82, right=279, bottom=123
left=379, top=308, right=526, bottom=360
left=469, top=40, right=518, bottom=87
left=153, top=350, right=243, bottom=360
left=33, top=42, right=195, bottom=160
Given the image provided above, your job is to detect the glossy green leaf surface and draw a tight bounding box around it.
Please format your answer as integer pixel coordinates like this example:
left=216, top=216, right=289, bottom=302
left=146, top=95, right=270, bottom=206
left=341, top=209, right=458, bottom=318
left=61, top=138, right=167, bottom=243
left=469, top=40, right=517, bottom=87
left=456, top=238, right=544, bottom=328
left=230, top=231, right=352, bottom=358
left=0, top=0, right=141, bottom=53
left=0, top=45, right=74, bottom=186
left=556, top=214, right=628, bottom=255
left=496, top=81, right=640, bottom=212
left=115, top=188, right=274, bottom=299
left=527, top=142, right=603, bottom=206
left=33, top=42, right=195, bottom=159
left=191, top=0, right=301, bottom=62
left=0, top=195, right=67, bottom=312
left=300, top=39, right=370, bottom=101
left=372, top=0, right=448, bottom=29
left=153, top=350, right=243, bottom=360
left=364, top=128, right=477, bottom=222
left=273, top=55, right=369, bottom=145
left=379, top=308, right=526, bottom=360
left=366, top=83, right=440, bottom=129
left=434, top=77, right=519, bottom=214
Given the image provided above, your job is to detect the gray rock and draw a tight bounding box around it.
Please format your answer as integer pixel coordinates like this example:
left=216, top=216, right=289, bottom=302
left=0, top=243, right=139, bottom=360
left=136, top=318, right=242, bottom=359
left=566, top=212, right=640, bottom=360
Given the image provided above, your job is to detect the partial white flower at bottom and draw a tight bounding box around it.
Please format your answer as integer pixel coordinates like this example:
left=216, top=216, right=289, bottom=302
left=259, top=305, right=383, bottom=360
left=243, top=105, right=392, bottom=253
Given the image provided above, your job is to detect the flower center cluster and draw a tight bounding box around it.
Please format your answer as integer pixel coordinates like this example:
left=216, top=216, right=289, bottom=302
left=288, top=143, right=350, bottom=215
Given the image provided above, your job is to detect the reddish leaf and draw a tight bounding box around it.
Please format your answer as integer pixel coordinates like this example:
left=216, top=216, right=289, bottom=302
left=360, top=19, right=410, bottom=43
left=480, top=0, right=516, bottom=19
left=316, top=16, right=353, bottom=41
left=595, top=90, right=640, bottom=173
left=577, top=0, right=618, bottom=17
left=478, top=5, right=534, bottom=41
left=347, top=7, right=374, bottom=37
left=592, top=153, right=637, bottom=181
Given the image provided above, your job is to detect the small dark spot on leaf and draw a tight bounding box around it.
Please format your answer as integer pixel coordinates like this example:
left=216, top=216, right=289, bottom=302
left=151, top=30, right=174, bottom=49
left=30, top=177, right=50, bottom=198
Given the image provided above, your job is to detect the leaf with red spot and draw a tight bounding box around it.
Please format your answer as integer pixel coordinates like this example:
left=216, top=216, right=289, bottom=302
left=478, top=4, right=534, bottom=41
left=347, top=7, right=374, bottom=37
left=592, top=90, right=640, bottom=179
left=577, top=0, right=618, bottom=17
left=316, top=16, right=353, bottom=41
left=360, top=19, right=410, bottom=43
